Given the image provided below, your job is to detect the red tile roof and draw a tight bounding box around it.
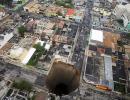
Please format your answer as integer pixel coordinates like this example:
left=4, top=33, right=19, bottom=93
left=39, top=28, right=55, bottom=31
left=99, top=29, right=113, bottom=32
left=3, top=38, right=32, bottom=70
left=66, top=9, right=75, bottom=16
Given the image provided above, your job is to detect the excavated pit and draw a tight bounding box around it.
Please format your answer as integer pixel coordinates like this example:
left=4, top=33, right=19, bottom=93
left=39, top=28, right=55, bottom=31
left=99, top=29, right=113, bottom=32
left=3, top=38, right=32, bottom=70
left=46, top=60, right=80, bottom=96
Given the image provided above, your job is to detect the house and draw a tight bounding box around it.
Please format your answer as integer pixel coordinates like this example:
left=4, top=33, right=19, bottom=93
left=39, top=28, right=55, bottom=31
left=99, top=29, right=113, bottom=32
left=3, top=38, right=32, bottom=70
left=0, top=80, right=8, bottom=98
left=74, top=9, right=85, bottom=22
left=52, top=35, right=68, bottom=44
left=113, top=4, right=130, bottom=30
left=35, top=20, right=46, bottom=34
left=45, top=6, right=61, bottom=17
left=26, top=19, right=35, bottom=31
left=65, top=8, right=85, bottom=22
left=43, top=29, right=54, bottom=37
left=23, top=1, right=40, bottom=13
left=58, top=21, right=64, bottom=29
left=65, top=9, right=75, bottom=20
left=35, top=92, right=48, bottom=100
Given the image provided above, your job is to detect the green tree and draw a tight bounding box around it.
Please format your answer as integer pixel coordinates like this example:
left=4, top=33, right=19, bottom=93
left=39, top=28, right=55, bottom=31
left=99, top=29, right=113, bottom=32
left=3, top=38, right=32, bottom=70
left=65, top=0, right=72, bottom=3
left=33, top=42, right=44, bottom=52
left=55, top=0, right=74, bottom=8
left=0, top=0, right=13, bottom=7
left=18, top=26, right=27, bottom=37
left=57, top=11, right=63, bottom=16
left=27, top=42, right=46, bottom=66
left=126, top=33, right=130, bottom=39
left=12, top=80, right=33, bottom=92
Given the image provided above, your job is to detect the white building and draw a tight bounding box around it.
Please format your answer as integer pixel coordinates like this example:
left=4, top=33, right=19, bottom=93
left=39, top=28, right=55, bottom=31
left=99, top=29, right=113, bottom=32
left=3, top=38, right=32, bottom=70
left=22, top=48, right=36, bottom=65
left=89, top=29, right=103, bottom=45
left=0, top=32, right=14, bottom=49
left=113, top=4, right=130, bottom=29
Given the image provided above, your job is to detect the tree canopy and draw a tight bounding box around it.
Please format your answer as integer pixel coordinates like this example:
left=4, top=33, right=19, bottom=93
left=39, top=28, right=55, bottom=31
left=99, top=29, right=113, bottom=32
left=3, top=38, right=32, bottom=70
left=55, top=0, right=74, bottom=8
left=126, top=33, right=130, bottom=39
left=12, top=80, right=33, bottom=92
left=18, top=26, right=27, bottom=37
left=0, top=0, right=13, bottom=6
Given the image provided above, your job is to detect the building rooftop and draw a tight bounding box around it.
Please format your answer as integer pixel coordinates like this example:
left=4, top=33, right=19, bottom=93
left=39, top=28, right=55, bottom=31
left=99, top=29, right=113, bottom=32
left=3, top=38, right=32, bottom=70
left=104, top=55, right=113, bottom=89
left=0, top=32, right=14, bottom=49
left=114, top=4, right=130, bottom=21
left=66, top=9, right=75, bottom=16
left=90, top=29, right=103, bottom=42
left=52, top=35, right=68, bottom=43
left=35, top=92, right=48, bottom=100
left=22, top=48, right=36, bottom=65
left=58, top=21, right=64, bottom=29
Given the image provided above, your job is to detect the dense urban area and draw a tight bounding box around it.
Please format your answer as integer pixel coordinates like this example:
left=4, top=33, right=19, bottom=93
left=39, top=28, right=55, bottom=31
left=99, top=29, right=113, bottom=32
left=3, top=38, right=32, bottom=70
left=0, top=0, right=130, bottom=100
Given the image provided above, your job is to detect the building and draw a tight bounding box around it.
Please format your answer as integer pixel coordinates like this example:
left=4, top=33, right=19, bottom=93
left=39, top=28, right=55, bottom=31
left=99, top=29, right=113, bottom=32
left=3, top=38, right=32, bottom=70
left=0, top=77, right=12, bottom=99
left=65, top=8, right=84, bottom=22
left=45, top=5, right=61, bottom=17
left=52, top=35, right=68, bottom=44
left=0, top=8, right=5, bottom=20
left=23, top=1, right=40, bottom=13
left=113, top=4, right=130, bottom=30
left=89, top=29, right=103, bottom=45
left=0, top=32, right=14, bottom=49
left=35, top=92, right=48, bottom=100
left=26, top=19, right=36, bottom=31
left=75, top=9, right=85, bottom=22
left=43, top=29, right=54, bottom=37
left=103, top=55, right=114, bottom=90
left=35, top=20, right=46, bottom=34
left=84, top=29, right=126, bottom=91
left=58, top=21, right=64, bottom=29
left=73, top=0, right=85, bottom=6
left=22, top=47, right=36, bottom=65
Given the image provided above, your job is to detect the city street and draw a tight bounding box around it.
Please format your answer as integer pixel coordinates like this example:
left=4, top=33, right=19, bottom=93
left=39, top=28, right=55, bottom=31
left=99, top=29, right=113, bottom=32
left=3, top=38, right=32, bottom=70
left=80, top=0, right=94, bottom=77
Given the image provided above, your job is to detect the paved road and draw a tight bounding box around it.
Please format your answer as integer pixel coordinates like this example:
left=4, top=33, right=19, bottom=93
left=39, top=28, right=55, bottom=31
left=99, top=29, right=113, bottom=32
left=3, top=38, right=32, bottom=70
left=81, top=0, right=94, bottom=79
